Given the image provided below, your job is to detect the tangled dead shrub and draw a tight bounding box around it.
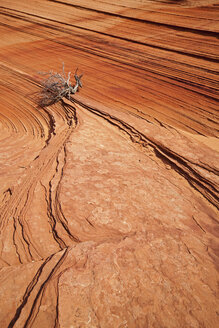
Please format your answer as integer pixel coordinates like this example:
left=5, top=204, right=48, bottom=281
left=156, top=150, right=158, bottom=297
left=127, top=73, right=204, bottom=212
left=39, top=64, right=83, bottom=107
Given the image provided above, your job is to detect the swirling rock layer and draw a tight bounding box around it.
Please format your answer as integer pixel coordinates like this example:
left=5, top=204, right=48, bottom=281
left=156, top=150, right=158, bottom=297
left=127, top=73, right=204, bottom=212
left=0, top=1, right=218, bottom=327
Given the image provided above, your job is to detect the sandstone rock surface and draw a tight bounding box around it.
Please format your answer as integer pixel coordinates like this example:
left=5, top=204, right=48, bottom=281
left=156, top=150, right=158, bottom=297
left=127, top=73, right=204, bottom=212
left=0, top=1, right=218, bottom=327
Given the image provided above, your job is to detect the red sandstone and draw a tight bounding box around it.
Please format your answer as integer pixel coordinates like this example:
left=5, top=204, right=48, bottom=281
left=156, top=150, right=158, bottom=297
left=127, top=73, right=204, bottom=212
left=0, top=1, right=218, bottom=327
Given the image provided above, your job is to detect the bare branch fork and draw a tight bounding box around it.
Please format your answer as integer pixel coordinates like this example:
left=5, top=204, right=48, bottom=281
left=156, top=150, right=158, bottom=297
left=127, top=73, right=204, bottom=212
left=39, top=63, right=83, bottom=107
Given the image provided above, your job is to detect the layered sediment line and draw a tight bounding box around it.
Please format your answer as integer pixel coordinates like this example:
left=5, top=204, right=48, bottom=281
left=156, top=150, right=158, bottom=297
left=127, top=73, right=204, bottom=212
left=0, top=1, right=218, bottom=327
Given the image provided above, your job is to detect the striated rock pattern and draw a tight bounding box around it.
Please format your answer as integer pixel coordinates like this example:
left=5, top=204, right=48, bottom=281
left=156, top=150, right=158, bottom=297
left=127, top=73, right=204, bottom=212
left=0, top=1, right=218, bottom=327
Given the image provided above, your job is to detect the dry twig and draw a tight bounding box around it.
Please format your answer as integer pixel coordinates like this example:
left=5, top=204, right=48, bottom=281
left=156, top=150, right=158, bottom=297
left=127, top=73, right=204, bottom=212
left=39, top=64, right=83, bottom=107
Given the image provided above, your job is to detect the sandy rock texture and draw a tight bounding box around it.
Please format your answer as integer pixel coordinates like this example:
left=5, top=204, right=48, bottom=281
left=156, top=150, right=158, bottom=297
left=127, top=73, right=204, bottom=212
left=0, top=1, right=218, bottom=327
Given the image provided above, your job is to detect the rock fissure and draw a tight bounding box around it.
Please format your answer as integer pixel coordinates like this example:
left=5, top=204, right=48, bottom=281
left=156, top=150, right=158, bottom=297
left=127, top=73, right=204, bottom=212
left=0, top=1, right=218, bottom=327
left=72, top=98, right=219, bottom=209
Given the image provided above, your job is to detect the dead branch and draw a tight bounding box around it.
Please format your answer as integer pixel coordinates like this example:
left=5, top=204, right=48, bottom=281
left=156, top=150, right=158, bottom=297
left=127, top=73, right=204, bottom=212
left=39, top=64, right=83, bottom=107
